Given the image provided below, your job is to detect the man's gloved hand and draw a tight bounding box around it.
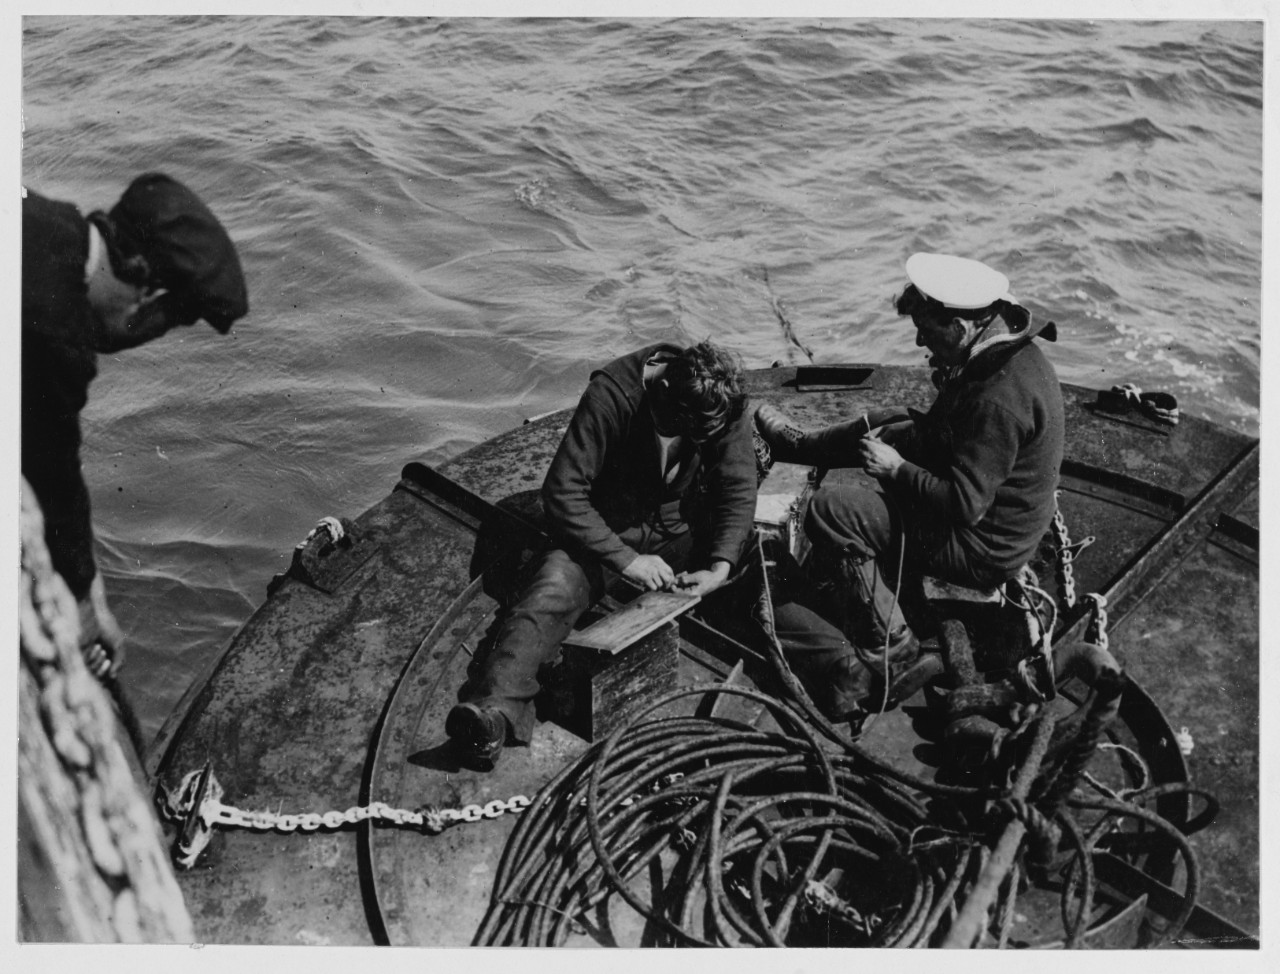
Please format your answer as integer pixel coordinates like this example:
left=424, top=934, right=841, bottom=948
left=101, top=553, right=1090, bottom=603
left=76, top=575, right=125, bottom=679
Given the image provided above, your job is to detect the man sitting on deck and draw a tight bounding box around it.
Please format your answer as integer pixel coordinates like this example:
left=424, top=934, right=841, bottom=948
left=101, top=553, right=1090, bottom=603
left=756, top=253, right=1064, bottom=726
left=447, top=340, right=758, bottom=768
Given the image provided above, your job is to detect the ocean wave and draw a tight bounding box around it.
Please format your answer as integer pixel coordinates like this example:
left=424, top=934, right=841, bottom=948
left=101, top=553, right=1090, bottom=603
left=22, top=15, right=1261, bottom=729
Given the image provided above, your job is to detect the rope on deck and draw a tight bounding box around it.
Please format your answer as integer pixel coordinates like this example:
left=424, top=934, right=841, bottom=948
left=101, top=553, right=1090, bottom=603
left=473, top=678, right=1209, bottom=948
left=472, top=526, right=1210, bottom=948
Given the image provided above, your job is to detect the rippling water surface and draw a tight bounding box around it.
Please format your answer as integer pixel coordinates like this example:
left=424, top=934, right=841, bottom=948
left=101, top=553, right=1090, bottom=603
left=20, top=16, right=1263, bottom=742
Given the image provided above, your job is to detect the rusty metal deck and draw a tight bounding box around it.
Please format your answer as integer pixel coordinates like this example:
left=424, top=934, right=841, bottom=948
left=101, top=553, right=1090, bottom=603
left=149, top=364, right=1259, bottom=946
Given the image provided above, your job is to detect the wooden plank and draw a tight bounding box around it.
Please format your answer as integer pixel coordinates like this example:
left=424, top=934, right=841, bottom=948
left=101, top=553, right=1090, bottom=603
left=562, top=590, right=701, bottom=654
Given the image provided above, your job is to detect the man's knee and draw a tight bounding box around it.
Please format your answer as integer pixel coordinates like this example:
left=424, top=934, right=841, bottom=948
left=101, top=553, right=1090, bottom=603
left=805, top=485, right=888, bottom=561
left=521, top=548, right=593, bottom=615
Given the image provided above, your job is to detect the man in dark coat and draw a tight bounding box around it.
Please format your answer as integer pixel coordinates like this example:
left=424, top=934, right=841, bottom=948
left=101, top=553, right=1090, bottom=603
left=447, top=340, right=758, bottom=766
left=756, top=253, right=1064, bottom=724
left=22, top=173, right=249, bottom=676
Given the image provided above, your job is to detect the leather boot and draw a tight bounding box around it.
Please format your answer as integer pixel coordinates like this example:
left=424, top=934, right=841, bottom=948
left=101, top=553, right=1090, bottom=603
left=754, top=404, right=870, bottom=469
left=829, top=551, right=917, bottom=665
left=754, top=403, right=807, bottom=464
left=446, top=703, right=509, bottom=770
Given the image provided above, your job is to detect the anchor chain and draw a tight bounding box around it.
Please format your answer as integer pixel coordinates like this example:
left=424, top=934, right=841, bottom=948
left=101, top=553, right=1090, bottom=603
left=157, top=765, right=530, bottom=869
left=157, top=764, right=689, bottom=870
left=1050, top=494, right=1095, bottom=609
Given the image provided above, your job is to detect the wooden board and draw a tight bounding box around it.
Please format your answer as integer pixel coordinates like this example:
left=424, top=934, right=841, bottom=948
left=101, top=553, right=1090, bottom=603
left=562, top=590, right=701, bottom=654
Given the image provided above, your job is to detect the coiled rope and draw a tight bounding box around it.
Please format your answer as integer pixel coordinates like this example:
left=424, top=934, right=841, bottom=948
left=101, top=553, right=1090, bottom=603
left=472, top=527, right=1210, bottom=948
left=474, top=675, right=1209, bottom=947
left=475, top=684, right=980, bottom=947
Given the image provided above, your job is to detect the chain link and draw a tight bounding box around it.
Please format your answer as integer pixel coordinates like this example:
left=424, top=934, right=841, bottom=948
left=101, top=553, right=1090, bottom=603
left=1051, top=496, right=1106, bottom=649
left=1083, top=593, right=1109, bottom=651
left=1050, top=494, right=1097, bottom=609
left=157, top=766, right=532, bottom=869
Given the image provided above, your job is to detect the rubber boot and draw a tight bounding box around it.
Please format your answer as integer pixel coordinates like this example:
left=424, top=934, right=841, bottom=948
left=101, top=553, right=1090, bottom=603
left=754, top=404, right=869, bottom=470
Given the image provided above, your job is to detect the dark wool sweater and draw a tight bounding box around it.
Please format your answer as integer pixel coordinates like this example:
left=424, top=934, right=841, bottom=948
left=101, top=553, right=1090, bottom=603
left=889, top=331, right=1065, bottom=579
left=22, top=191, right=101, bottom=598
left=541, top=343, right=758, bottom=573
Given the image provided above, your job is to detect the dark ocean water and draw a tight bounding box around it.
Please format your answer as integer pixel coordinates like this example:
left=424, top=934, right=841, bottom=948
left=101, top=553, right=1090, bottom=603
left=20, top=16, right=1263, bottom=744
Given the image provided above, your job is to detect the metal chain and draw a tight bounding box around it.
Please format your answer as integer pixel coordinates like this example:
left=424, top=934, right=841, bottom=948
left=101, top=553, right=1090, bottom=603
left=1050, top=494, right=1094, bottom=609
left=159, top=764, right=689, bottom=870
left=157, top=766, right=531, bottom=869
left=201, top=795, right=532, bottom=834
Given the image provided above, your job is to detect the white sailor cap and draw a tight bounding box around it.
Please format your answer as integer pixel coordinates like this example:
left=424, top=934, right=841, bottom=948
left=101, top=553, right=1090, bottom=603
left=905, top=253, right=1015, bottom=311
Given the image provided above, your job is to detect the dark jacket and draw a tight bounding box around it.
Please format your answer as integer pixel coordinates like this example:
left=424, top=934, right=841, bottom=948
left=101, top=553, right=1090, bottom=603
left=889, top=322, right=1065, bottom=580
left=541, top=343, right=757, bottom=573
left=22, top=191, right=101, bottom=598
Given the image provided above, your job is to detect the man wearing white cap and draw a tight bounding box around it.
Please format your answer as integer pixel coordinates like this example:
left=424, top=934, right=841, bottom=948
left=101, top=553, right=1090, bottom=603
left=756, top=253, right=1064, bottom=725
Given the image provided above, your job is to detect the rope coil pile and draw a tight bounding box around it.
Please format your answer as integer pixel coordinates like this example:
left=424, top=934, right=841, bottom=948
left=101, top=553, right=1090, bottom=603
left=472, top=526, right=1211, bottom=948
left=472, top=679, right=1209, bottom=948
left=475, top=684, right=983, bottom=947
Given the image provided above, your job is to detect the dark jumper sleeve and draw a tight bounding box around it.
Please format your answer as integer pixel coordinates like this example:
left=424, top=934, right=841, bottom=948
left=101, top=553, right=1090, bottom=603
left=22, top=192, right=101, bottom=599
left=540, top=379, right=640, bottom=573
left=889, top=399, right=1023, bottom=528
left=696, top=407, right=758, bottom=568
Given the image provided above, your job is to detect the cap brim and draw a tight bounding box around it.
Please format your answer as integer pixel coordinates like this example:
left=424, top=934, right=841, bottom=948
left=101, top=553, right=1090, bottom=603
left=906, top=252, right=1010, bottom=310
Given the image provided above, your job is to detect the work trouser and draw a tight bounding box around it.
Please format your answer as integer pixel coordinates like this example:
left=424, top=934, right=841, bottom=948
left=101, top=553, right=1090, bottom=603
left=461, top=523, right=694, bottom=743
left=776, top=483, right=999, bottom=716
left=805, top=482, right=1004, bottom=628
left=770, top=601, right=878, bottom=719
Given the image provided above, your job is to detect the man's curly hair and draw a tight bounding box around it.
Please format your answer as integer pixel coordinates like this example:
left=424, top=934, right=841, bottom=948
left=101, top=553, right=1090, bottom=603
left=661, top=340, right=746, bottom=436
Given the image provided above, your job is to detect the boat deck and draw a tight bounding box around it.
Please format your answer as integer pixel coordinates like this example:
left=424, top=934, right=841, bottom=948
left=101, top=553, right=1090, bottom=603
left=149, top=364, right=1259, bottom=946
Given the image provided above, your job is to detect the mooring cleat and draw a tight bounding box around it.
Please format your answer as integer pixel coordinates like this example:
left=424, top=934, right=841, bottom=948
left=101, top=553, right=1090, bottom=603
left=446, top=703, right=508, bottom=770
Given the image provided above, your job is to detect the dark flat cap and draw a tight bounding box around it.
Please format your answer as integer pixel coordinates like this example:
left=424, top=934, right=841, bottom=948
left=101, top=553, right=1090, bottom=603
left=109, top=173, right=248, bottom=332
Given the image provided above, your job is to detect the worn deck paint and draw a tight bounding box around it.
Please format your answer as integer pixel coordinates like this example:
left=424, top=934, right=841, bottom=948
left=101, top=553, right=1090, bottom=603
left=149, top=364, right=1258, bottom=946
